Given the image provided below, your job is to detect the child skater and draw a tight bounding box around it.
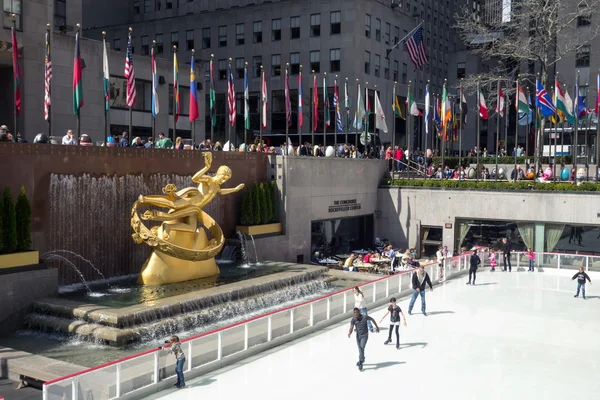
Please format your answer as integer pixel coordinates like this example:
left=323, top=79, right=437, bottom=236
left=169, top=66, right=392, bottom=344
left=527, top=248, right=535, bottom=272
left=489, top=249, right=497, bottom=272
left=572, top=267, right=592, bottom=299
left=379, top=297, right=407, bottom=350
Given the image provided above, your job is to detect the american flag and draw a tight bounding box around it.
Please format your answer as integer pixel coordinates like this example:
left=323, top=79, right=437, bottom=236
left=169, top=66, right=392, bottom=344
left=44, top=31, right=52, bottom=121
left=405, top=26, right=428, bottom=70
left=228, top=63, right=236, bottom=126
left=124, top=34, right=136, bottom=108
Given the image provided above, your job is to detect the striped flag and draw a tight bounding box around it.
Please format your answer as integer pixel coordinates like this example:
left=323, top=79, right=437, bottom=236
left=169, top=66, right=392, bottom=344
left=124, top=33, right=136, bottom=108
left=209, top=58, right=216, bottom=127
left=313, top=75, right=319, bottom=132
left=324, top=77, right=330, bottom=128
left=298, top=70, right=303, bottom=127
left=151, top=45, right=159, bottom=117
left=173, top=51, right=180, bottom=122
left=244, top=63, right=250, bottom=130
left=73, top=29, right=83, bottom=115
left=189, top=55, right=199, bottom=122
left=334, top=79, right=342, bottom=133
left=405, top=25, right=428, bottom=70
left=285, top=68, right=291, bottom=127
left=44, top=30, right=52, bottom=121
left=261, top=70, right=267, bottom=129
left=228, top=62, right=236, bottom=126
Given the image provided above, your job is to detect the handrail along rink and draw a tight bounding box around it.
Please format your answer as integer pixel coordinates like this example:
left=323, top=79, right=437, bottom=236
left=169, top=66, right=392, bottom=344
left=43, top=249, right=592, bottom=399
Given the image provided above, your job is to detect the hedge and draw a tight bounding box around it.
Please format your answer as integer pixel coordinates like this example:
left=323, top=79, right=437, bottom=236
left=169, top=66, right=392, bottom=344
left=381, top=179, right=600, bottom=192
left=239, top=180, right=279, bottom=226
left=15, top=186, right=31, bottom=251
left=431, top=156, right=573, bottom=169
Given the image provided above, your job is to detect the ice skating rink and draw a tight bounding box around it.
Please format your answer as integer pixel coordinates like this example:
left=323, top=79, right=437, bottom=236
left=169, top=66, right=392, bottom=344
left=147, top=269, right=600, bottom=400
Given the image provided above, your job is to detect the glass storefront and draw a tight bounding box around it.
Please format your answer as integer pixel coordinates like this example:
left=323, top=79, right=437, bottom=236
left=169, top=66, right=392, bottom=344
left=457, top=219, right=600, bottom=256
left=311, top=215, right=374, bottom=257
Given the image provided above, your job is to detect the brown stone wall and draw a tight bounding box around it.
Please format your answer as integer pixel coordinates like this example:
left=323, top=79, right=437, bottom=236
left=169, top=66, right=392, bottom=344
left=0, top=143, right=267, bottom=284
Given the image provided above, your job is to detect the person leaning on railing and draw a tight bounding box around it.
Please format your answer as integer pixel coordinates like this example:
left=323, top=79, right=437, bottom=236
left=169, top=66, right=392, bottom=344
left=159, top=336, right=186, bottom=389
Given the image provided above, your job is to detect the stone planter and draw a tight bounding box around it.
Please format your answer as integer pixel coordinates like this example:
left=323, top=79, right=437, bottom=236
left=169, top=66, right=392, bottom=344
left=235, top=223, right=282, bottom=236
left=0, top=251, right=39, bottom=269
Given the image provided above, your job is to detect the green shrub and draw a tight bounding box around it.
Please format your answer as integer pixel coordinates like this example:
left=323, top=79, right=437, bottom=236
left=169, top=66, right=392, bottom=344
left=2, top=186, right=16, bottom=254
left=252, top=183, right=262, bottom=225
left=259, top=183, right=269, bottom=224
left=239, top=188, right=254, bottom=226
left=267, top=180, right=277, bottom=223
left=15, top=186, right=31, bottom=251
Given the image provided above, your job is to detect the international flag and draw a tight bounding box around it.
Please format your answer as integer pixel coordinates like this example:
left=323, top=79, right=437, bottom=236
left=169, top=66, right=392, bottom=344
left=596, top=74, right=600, bottom=115
left=12, top=25, right=21, bottom=116
left=479, top=90, right=488, bottom=120
left=210, top=58, right=216, bottom=127
left=424, top=84, right=430, bottom=135
left=555, top=76, right=574, bottom=124
left=227, top=62, right=236, bottom=126
left=406, top=86, right=422, bottom=116
left=535, top=79, right=555, bottom=118
left=244, top=64, right=250, bottom=130
left=102, top=36, right=110, bottom=116
left=405, top=25, right=428, bottom=70
left=44, top=30, right=52, bottom=121
left=73, top=29, right=83, bottom=116
left=344, top=80, right=350, bottom=120
left=517, top=84, right=529, bottom=115
left=393, top=95, right=405, bottom=120
left=323, top=77, right=330, bottom=128
left=563, top=88, right=575, bottom=125
left=441, top=83, right=451, bottom=125
left=189, top=55, right=199, bottom=122
left=124, top=33, right=136, bottom=108
left=173, top=51, right=180, bottom=122
left=495, top=82, right=504, bottom=117
left=434, top=96, right=442, bottom=136
left=353, top=83, right=365, bottom=130
left=374, top=90, right=388, bottom=133
left=285, top=68, right=291, bottom=127
left=298, top=70, right=303, bottom=128
left=460, top=84, right=468, bottom=126
left=313, top=75, right=319, bottom=132
left=151, top=45, right=159, bottom=117
left=334, top=79, right=342, bottom=133
left=261, top=70, right=267, bottom=129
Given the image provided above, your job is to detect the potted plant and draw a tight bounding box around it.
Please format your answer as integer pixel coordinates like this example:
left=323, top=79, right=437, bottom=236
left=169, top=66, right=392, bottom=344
left=0, top=186, right=38, bottom=269
left=236, top=181, right=282, bottom=236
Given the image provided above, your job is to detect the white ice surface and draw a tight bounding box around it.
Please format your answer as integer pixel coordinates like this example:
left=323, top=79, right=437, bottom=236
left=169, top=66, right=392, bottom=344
left=147, top=269, right=600, bottom=400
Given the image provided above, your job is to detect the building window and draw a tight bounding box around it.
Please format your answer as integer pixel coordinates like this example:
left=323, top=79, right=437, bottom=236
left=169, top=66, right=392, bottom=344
left=576, top=45, right=590, bottom=67
left=144, top=0, right=151, bottom=12
left=54, top=0, right=67, bottom=28
left=156, top=0, right=161, bottom=11
left=403, top=30, right=408, bottom=51
left=271, top=54, right=281, bottom=76
left=375, top=18, right=381, bottom=41
left=171, top=32, right=179, bottom=49
left=402, top=63, right=407, bottom=84
left=235, top=58, right=244, bottom=79
left=133, top=0, right=140, bottom=14
left=394, top=26, right=399, bottom=44
left=236, top=23, right=245, bottom=45
left=330, top=11, right=341, bottom=34
left=272, top=19, right=281, bottom=41
left=393, top=60, right=399, bottom=81
left=374, top=54, right=380, bottom=77
left=113, top=38, right=121, bottom=51
left=290, top=52, right=300, bottom=75
left=577, top=14, right=591, bottom=27
left=186, top=30, right=194, bottom=50
left=365, top=51, right=371, bottom=74
left=253, top=21, right=262, bottom=43
left=385, top=22, right=391, bottom=43
left=457, top=62, right=466, bottom=79
left=166, top=0, right=172, bottom=9
left=218, top=25, right=227, bottom=47
left=310, top=51, right=320, bottom=73
left=384, top=57, right=390, bottom=79
left=290, top=16, right=300, bottom=39
left=202, top=27, right=210, bottom=49
left=310, top=13, right=320, bottom=37
left=329, top=49, right=341, bottom=72
left=253, top=56, right=262, bottom=78
left=155, top=34, right=163, bottom=54
left=365, top=14, right=371, bottom=38
left=141, top=35, right=149, bottom=55
left=218, top=59, right=227, bottom=80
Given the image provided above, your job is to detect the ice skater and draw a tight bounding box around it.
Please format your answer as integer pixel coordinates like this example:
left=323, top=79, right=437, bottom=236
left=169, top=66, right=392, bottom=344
left=489, top=249, right=497, bottom=272
left=408, top=265, right=433, bottom=316
left=348, top=307, right=379, bottom=371
left=527, top=248, right=535, bottom=272
left=572, top=267, right=592, bottom=299
left=354, top=286, right=373, bottom=332
left=379, top=297, right=407, bottom=349
left=502, top=237, right=512, bottom=272
left=436, top=246, right=445, bottom=281
left=466, top=249, right=481, bottom=285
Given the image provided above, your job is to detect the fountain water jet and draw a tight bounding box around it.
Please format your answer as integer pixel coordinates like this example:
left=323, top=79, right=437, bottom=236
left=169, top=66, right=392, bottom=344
left=43, top=255, right=92, bottom=294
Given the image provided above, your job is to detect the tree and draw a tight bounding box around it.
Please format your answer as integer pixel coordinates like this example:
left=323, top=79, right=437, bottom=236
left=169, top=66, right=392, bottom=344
left=269, top=180, right=278, bottom=222
left=259, top=183, right=269, bottom=224
left=263, top=182, right=273, bottom=223
left=15, top=186, right=31, bottom=251
left=252, top=183, right=262, bottom=225
left=240, top=188, right=254, bottom=226
left=454, top=0, right=600, bottom=165
left=2, top=186, right=16, bottom=253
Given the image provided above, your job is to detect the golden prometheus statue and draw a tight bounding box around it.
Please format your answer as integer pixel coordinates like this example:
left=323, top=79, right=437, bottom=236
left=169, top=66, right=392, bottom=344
left=131, top=152, right=244, bottom=285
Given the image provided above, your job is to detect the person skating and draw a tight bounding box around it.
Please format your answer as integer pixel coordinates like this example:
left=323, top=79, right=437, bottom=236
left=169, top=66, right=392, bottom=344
left=354, top=286, right=374, bottom=332
left=572, top=267, right=592, bottom=299
left=436, top=246, right=445, bottom=281
left=489, top=249, right=497, bottom=272
left=527, top=248, right=535, bottom=272
left=159, top=335, right=186, bottom=388
left=348, top=307, right=379, bottom=371
left=408, top=265, right=433, bottom=316
left=502, top=237, right=512, bottom=272
left=379, top=297, right=407, bottom=349
left=467, top=250, right=481, bottom=285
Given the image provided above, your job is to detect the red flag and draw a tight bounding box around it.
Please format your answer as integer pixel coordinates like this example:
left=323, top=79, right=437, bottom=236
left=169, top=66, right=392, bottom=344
left=479, top=91, right=488, bottom=120
left=298, top=71, right=303, bottom=127
left=313, top=75, right=319, bottom=132
left=12, top=26, right=21, bottom=116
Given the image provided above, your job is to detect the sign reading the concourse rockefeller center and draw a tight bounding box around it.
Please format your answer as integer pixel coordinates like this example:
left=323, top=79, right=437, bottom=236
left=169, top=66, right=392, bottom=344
left=328, top=199, right=362, bottom=213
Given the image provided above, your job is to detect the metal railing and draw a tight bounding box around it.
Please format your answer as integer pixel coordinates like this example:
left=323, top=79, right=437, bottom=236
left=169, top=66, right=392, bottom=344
left=43, top=249, right=595, bottom=399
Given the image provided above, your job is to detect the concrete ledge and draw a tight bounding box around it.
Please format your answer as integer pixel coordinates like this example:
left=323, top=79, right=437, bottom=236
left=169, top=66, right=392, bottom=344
left=235, top=223, right=282, bottom=236
left=0, top=251, right=39, bottom=269
left=0, top=346, right=83, bottom=383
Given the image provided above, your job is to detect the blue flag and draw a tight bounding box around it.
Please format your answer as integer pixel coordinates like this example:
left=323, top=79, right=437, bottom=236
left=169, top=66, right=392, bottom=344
left=536, top=79, right=555, bottom=118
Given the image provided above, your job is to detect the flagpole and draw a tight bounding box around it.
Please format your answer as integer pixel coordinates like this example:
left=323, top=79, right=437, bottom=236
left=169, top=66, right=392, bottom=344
left=128, top=28, right=133, bottom=140
left=173, top=45, right=178, bottom=140
left=374, top=84, right=379, bottom=149
left=311, top=70, right=315, bottom=148
left=526, top=85, right=530, bottom=161
left=597, top=70, right=600, bottom=173
left=12, top=14, right=17, bottom=137
left=151, top=40, right=156, bottom=141
left=47, top=24, right=52, bottom=139
left=323, top=71, right=327, bottom=148
left=553, top=74, right=558, bottom=182
left=442, top=80, right=447, bottom=172
left=574, top=70, right=580, bottom=175
left=495, top=77, right=500, bottom=182
left=191, top=50, right=197, bottom=146
left=285, top=63, right=289, bottom=155
left=228, top=58, right=232, bottom=150
left=75, top=23, right=81, bottom=141
left=298, top=65, right=303, bottom=148
left=408, top=81, right=412, bottom=176
left=102, top=30, right=108, bottom=144
left=476, top=79, right=481, bottom=182
left=365, top=81, right=369, bottom=152
left=355, top=79, right=359, bottom=150
left=345, top=77, right=349, bottom=146
left=335, top=75, right=339, bottom=153
left=244, top=61, right=248, bottom=148
left=504, top=91, right=508, bottom=173
left=260, top=66, right=264, bottom=149
left=210, top=54, right=214, bottom=144
left=392, top=81, right=397, bottom=154
left=514, top=75, right=519, bottom=178
left=459, top=79, right=463, bottom=176
left=561, top=84, right=566, bottom=172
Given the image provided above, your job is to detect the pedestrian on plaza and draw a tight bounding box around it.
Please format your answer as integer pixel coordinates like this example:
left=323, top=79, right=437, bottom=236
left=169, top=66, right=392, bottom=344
left=466, top=249, right=481, bottom=285
left=159, top=335, right=186, bottom=388
left=436, top=245, right=445, bottom=281
left=527, top=248, right=535, bottom=272
left=408, top=265, right=433, bottom=316
left=502, top=237, right=512, bottom=272
left=119, top=131, right=129, bottom=147
left=348, top=307, right=379, bottom=371
left=572, top=267, right=592, bottom=299
left=489, top=249, right=497, bottom=272
left=379, top=297, right=407, bottom=349
left=61, top=129, right=77, bottom=145
left=354, top=286, right=374, bottom=332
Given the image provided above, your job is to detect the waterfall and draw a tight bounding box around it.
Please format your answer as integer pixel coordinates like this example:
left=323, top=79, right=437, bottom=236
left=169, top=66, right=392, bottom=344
left=236, top=231, right=250, bottom=266
left=249, top=234, right=259, bottom=264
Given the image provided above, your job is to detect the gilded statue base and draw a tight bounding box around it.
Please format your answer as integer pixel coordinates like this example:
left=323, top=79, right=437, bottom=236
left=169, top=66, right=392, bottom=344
left=139, top=250, right=220, bottom=285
